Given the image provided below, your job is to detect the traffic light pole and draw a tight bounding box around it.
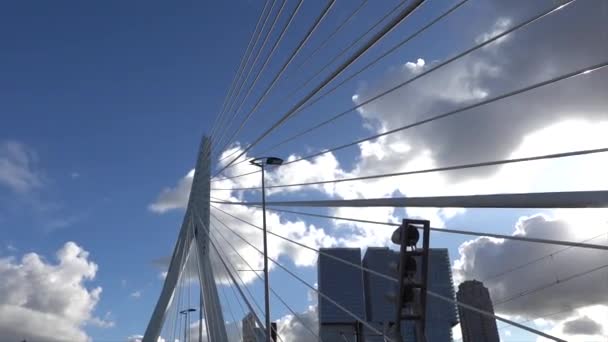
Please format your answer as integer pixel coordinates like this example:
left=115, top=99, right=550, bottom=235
left=392, top=218, right=430, bottom=342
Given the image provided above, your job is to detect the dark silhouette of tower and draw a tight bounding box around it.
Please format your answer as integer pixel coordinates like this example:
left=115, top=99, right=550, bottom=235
left=457, top=280, right=500, bottom=342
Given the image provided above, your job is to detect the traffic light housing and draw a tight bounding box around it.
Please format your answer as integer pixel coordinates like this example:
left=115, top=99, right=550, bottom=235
left=390, top=218, right=430, bottom=342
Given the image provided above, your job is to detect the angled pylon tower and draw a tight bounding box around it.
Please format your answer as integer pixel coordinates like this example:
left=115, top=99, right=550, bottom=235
left=144, top=137, right=228, bottom=342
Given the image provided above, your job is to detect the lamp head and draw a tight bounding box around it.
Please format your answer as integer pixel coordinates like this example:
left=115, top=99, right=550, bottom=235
left=250, top=156, right=284, bottom=167
left=265, top=157, right=284, bottom=166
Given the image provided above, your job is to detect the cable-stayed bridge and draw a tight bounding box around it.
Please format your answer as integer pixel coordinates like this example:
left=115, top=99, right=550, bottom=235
left=142, top=0, right=608, bottom=341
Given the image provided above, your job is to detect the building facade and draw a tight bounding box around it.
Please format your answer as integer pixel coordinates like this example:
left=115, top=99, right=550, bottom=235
left=456, top=280, right=500, bottom=342
left=318, top=247, right=458, bottom=341
left=318, top=248, right=366, bottom=341
left=242, top=312, right=265, bottom=342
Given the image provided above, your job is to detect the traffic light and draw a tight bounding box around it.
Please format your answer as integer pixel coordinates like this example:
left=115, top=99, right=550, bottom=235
left=389, top=219, right=430, bottom=342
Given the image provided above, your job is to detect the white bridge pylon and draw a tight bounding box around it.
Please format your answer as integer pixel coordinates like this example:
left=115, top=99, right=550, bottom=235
left=144, top=137, right=228, bottom=342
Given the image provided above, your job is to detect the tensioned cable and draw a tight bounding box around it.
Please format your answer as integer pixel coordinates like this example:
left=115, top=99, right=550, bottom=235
left=192, top=210, right=263, bottom=338
left=209, top=222, right=267, bottom=321
left=172, top=258, right=185, bottom=342
left=212, top=211, right=565, bottom=342
left=212, top=215, right=396, bottom=342
left=216, top=265, right=243, bottom=341
left=191, top=209, right=268, bottom=329
left=222, top=0, right=285, bottom=115
left=171, top=221, right=193, bottom=342
left=192, top=241, right=212, bottom=342
left=200, top=219, right=267, bottom=333
left=220, top=0, right=471, bottom=171
left=220, top=58, right=607, bottom=181
left=293, top=0, right=369, bottom=73
left=494, top=263, right=608, bottom=307
left=211, top=190, right=608, bottom=209
left=494, top=305, right=587, bottom=334
left=210, top=203, right=608, bottom=263
left=212, top=230, right=265, bottom=322
left=213, top=0, right=426, bottom=177
left=211, top=147, right=608, bottom=191
left=209, top=0, right=272, bottom=144
left=216, top=0, right=279, bottom=130
left=214, top=0, right=306, bottom=157
left=213, top=0, right=338, bottom=165
left=207, top=223, right=287, bottom=342
left=209, top=224, right=295, bottom=341
left=483, top=232, right=608, bottom=283
left=213, top=0, right=288, bottom=152
left=211, top=213, right=323, bottom=341
left=271, top=0, right=425, bottom=121
left=215, top=0, right=413, bottom=160
left=216, top=0, right=578, bottom=175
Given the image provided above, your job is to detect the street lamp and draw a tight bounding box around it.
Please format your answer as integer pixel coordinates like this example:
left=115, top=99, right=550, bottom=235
left=249, top=156, right=284, bottom=342
left=180, top=308, right=196, bottom=342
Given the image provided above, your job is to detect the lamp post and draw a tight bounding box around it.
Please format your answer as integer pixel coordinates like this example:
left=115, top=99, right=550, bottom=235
left=249, top=156, right=284, bottom=342
left=180, top=308, right=196, bottom=342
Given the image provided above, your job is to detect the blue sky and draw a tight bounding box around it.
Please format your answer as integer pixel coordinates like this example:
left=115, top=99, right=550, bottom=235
left=1, top=0, right=607, bottom=341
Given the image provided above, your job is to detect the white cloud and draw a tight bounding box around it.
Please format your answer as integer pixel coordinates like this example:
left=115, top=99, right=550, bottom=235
left=149, top=169, right=195, bottom=213
left=536, top=305, right=608, bottom=342
left=147, top=3, right=608, bottom=339
left=277, top=305, right=319, bottom=342
left=453, top=211, right=608, bottom=339
left=131, top=290, right=142, bottom=299
left=152, top=191, right=338, bottom=284
left=127, top=335, right=166, bottom=342
left=0, top=242, right=110, bottom=342
left=0, top=141, right=42, bottom=193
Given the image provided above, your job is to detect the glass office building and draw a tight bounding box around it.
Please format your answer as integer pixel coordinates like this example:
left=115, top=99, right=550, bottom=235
left=318, top=247, right=458, bottom=341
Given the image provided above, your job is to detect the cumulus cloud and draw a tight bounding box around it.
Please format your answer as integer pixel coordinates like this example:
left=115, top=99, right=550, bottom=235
left=277, top=305, right=319, bottom=342
left=0, top=141, right=42, bottom=193
left=151, top=167, right=338, bottom=285
left=127, top=335, right=166, bottom=342
left=562, top=316, right=603, bottom=336
left=149, top=169, right=195, bottom=213
left=453, top=210, right=608, bottom=339
left=0, top=242, right=110, bottom=342
left=148, top=3, right=608, bottom=339
left=453, top=211, right=608, bottom=317
left=351, top=2, right=607, bottom=182
left=164, top=306, right=319, bottom=342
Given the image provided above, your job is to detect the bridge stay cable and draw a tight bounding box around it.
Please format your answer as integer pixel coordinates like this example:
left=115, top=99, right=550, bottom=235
left=214, top=0, right=278, bottom=131
left=208, top=0, right=271, bottom=145
left=192, top=212, right=267, bottom=336
left=215, top=0, right=413, bottom=160
left=210, top=147, right=608, bottom=191
left=213, top=0, right=425, bottom=178
left=217, top=55, right=604, bottom=181
left=213, top=0, right=285, bottom=151
left=215, top=0, right=578, bottom=175
left=212, top=213, right=397, bottom=342
left=214, top=0, right=305, bottom=157
left=209, top=225, right=293, bottom=342
left=224, top=0, right=470, bottom=170
left=212, top=0, right=339, bottom=167
left=211, top=208, right=566, bottom=342
left=205, top=219, right=288, bottom=341
left=292, top=0, right=369, bottom=74
left=211, top=213, right=324, bottom=341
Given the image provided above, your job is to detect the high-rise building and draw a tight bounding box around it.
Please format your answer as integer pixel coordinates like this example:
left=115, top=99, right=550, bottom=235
left=318, top=247, right=458, bottom=341
left=361, top=248, right=458, bottom=342
left=426, top=248, right=459, bottom=342
left=242, top=312, right=265, bottom=342
left=318, top=248, right=366, bottom=341
left=456, top=280, right=500, bottom=342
